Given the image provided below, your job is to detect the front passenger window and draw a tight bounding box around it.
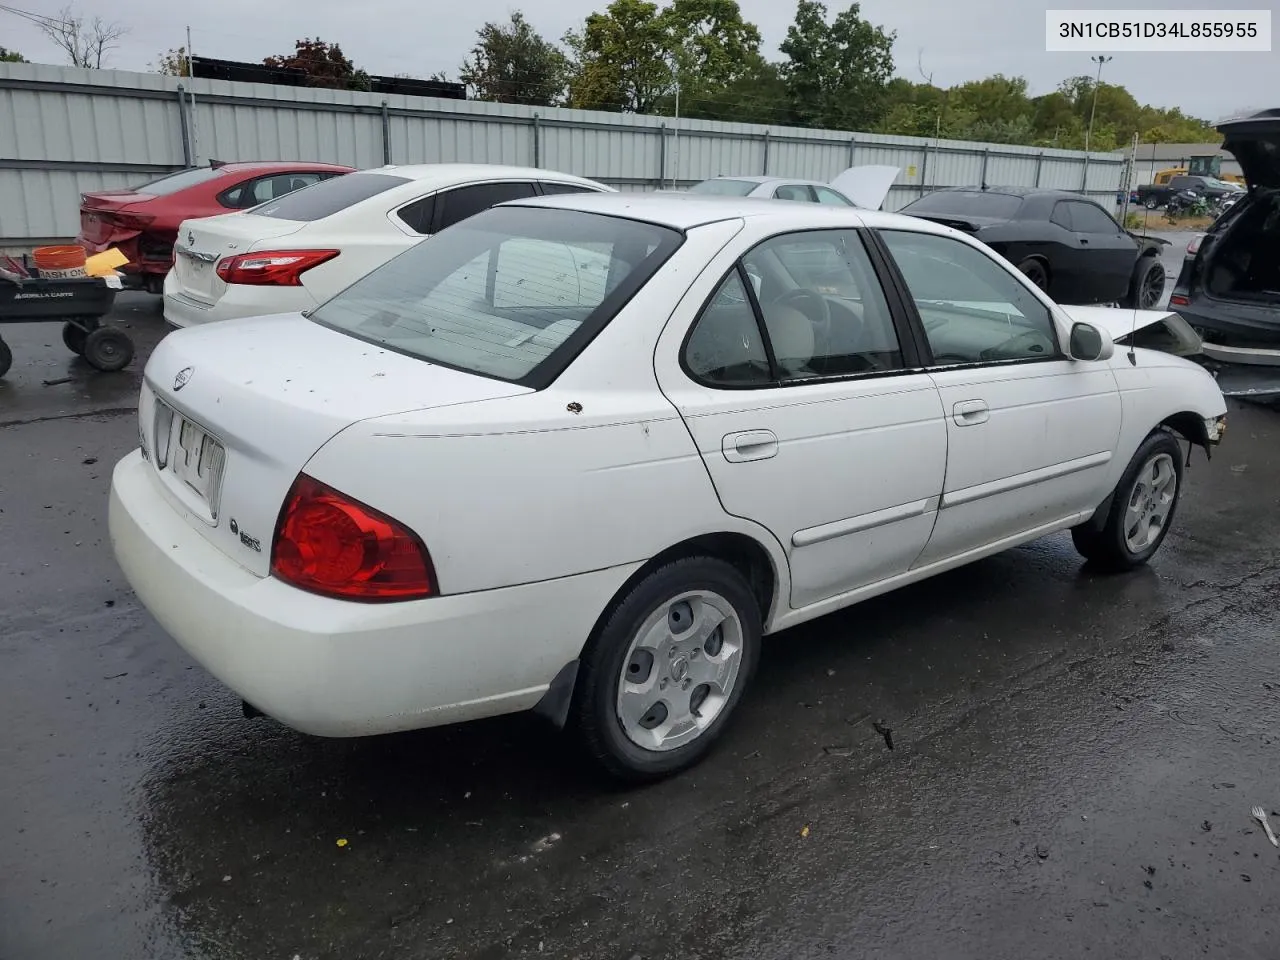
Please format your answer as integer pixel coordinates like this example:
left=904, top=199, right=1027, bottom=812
left=880, top=230, right=1059, bottom=365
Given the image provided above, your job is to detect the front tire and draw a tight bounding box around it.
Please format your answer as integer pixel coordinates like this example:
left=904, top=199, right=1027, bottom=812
left=572, top=557, right=762, bottom=782
left=1072, top=431, right=1184, bottom=572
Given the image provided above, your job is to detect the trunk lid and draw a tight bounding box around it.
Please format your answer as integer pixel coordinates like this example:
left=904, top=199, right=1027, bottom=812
left=828, top=165, right=900, bottom=210
left=141, top=314, right=529, bottom=575
left=171, top=213, right=307, bottom=305
left=79, top=191, right=157, bottom=245
left=1218, top=109, right=1280, bottom=190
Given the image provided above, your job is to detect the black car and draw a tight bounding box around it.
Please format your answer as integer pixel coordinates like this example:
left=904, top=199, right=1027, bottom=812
left=899, top=187, right=1169, bottom=309
left=1136, top=174, right=1240, bottom=210
left=1170, top=109, right=1280, bottom=348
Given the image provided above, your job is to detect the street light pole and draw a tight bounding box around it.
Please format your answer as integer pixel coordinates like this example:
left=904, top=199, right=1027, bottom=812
left=1085, top=54, right=1112, bottom=154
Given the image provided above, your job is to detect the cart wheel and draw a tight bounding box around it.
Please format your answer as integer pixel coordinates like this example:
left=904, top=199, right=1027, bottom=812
left=62, top=321, right=89, bottom=355
left=82, top=326, right=134, bottom=373
left=0, top=337, right=10, bottom=378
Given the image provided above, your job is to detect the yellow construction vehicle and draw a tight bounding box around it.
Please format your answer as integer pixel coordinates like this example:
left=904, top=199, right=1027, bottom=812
left=1152, top=154, right=1245, bottom=186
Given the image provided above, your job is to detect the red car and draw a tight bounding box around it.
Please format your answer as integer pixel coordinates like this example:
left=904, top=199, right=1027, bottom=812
left=76, top=161, right=354, bottom=292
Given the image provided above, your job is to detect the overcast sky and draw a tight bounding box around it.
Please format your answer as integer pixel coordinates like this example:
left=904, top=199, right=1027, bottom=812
left=2, top=0, right=1274, bottom=122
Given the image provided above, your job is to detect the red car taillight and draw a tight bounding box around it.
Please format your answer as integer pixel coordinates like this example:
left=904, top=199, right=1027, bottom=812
left=1169, top=294, right=1190, bottom=306
left=271, top=475, right=436, bottom=602
left=215, top=249, right=339, bottom=286
left=108, top=212, right=155, bottom=231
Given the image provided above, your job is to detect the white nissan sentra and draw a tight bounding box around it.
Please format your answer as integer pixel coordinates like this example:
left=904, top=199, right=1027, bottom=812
left=109, top=191, right=1227, bottom=781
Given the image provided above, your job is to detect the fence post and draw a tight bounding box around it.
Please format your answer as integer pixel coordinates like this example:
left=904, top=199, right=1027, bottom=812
left=1081, top=152, right=1090, bottom=192
left=175, top=84, right=192, bottom=168
left=762, top=130, right=771, bottom=175
left=380, top=101, right=391, bottom=165
left=848, top=136, right=857, bottom=168
left=658, top=123, right=667, bottom=187
left=919, top=143, right=930, bottom=197
left=980, top=148, right=990, bottom=188
left=1034, top=151, right=1044, bottom=187
left=532, top=113, right=541, bottom=168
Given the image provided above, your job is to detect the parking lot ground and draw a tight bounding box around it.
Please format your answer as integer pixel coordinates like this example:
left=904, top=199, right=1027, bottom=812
left=2, top=297, right=1280, bottom=960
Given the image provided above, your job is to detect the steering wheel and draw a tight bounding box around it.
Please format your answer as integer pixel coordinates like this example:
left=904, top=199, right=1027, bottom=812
left=772, top=287, right=832, bottom=349
left=979, top=330, right=1055, bottom=362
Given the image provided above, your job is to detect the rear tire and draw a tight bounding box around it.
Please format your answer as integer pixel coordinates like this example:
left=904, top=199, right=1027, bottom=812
left=0, top=337, right=11, bottom=378
left=1144, top=197, right=1160, bottom=210
left=1072, top=431, right=1184, bottom=572
left=1018, top=258, right=1050, bottom=292
left=82, top=326, right=134, bottom=372
left=571, top=557, right=762, bottom=782
left=1123, top=256, right=1166, bottom=310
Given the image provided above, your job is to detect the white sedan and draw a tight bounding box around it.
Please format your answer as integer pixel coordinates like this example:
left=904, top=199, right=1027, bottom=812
left=163, top=164, right=611, bottom=328
left=111, top=192, right=1227, bottom=782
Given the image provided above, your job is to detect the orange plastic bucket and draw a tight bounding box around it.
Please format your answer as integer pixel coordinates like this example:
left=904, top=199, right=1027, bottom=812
left=33, top=245, right=88, bottom=278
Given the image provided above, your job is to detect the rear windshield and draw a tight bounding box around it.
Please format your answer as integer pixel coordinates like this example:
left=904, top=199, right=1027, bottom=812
left=253, top=172, right=410, bottom=222
left=688, top=179, right=758, bottom=197
left=310, top=206, right=683, bottom=386
left=132, top=166, right=225, bottom=196
left=904, top=191, right=1022, bottom=219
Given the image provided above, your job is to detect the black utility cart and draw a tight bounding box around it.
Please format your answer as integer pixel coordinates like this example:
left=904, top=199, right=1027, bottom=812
left=0, top=273, right=134, bottom=378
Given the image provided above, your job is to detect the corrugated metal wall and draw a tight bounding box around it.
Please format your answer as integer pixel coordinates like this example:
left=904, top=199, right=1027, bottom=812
left=0, top=61, right=1127, bottom=246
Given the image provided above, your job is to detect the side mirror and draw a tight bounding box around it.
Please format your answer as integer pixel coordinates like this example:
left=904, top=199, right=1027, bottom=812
left=1069, top=321, right=1114, bottom=362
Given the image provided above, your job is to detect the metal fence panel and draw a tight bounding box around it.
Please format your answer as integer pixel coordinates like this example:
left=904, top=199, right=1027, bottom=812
left=0, top=61, right=1125, bottom=246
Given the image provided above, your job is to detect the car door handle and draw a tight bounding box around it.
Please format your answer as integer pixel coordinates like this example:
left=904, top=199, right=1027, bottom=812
left=952, top=400, right=990, bottom=426
left=722, top=430, right=778, bottom=463
left=1079, top=237, right=1090, bottom=245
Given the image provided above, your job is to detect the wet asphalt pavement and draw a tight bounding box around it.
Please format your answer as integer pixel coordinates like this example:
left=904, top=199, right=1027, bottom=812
left=4, top=286, right=1280, bottom=960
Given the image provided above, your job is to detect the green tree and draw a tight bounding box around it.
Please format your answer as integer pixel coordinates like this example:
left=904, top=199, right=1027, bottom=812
left=0, top=46, right=27, bottom=62
left=565, top=0, right=763, bottom=113
left=264, top=38, right=368, bottom=90
left=681, top=52, right=791, bottom=125
left=459, top=11, right=569, bottom=105
left=565, top=0, right=672, bottom=112
left=779, top=0, right=896, bottom=131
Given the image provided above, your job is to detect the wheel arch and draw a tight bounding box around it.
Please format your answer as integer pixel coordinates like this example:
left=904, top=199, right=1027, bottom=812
left=1159, top=410, right=1211, bottom=449
left=530, top=530, right=783, bottom=729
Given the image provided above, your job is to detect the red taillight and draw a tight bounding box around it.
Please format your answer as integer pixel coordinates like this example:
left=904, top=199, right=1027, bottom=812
left=1170, top=294, right=1190, bottom=306
left=103, top=211, right=155, bottom=231
left=215, top=249, right=339, bottom=286
left=270, top=474, right=435, bottom=601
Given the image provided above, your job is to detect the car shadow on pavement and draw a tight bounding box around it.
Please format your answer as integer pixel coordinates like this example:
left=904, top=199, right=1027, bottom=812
left=131, top=530, right=1188, bottom=959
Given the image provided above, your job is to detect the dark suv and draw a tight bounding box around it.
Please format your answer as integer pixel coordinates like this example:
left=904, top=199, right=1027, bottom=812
left=1170, top=109, right=1280, bottom=349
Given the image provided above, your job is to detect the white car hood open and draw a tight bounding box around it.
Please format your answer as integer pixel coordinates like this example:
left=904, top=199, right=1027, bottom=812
left=1059, top=305, right=1203, bottom=355
left=828, top=165, right=900, bottom=210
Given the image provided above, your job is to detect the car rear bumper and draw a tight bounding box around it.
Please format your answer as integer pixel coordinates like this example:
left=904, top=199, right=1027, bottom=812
left=109, top=451, right=637, bottom=737
left=162, top=271, right=315, bottom=327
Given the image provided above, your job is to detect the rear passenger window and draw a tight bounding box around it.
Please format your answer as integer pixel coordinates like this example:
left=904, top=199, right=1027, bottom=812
left=540, top=182, right=597, bottom=195
left=1050, top=202, right=1073, bottom=230
left=814, top=187, right=853, bottom=206
left=685, top=271, right=771, bottom=385
left=773, top=184, right=814, bottom=202
left=396, top=195, right=437, bottom=234
left=684, top=230, right=905, bottom=387
left=255, top=172, right=409, bottom=222
left=436, top=182, right=538, bottom=232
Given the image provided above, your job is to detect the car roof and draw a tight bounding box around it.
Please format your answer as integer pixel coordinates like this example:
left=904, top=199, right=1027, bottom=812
left=364, top=163, right=604, bottom=188
left=214, top=160, right=354, bottom=174
left=503, top=190, right=952, bottom=234
left=701, top=175, right=829, bottom=187
left=916, top=186, right=1091, bottom=201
